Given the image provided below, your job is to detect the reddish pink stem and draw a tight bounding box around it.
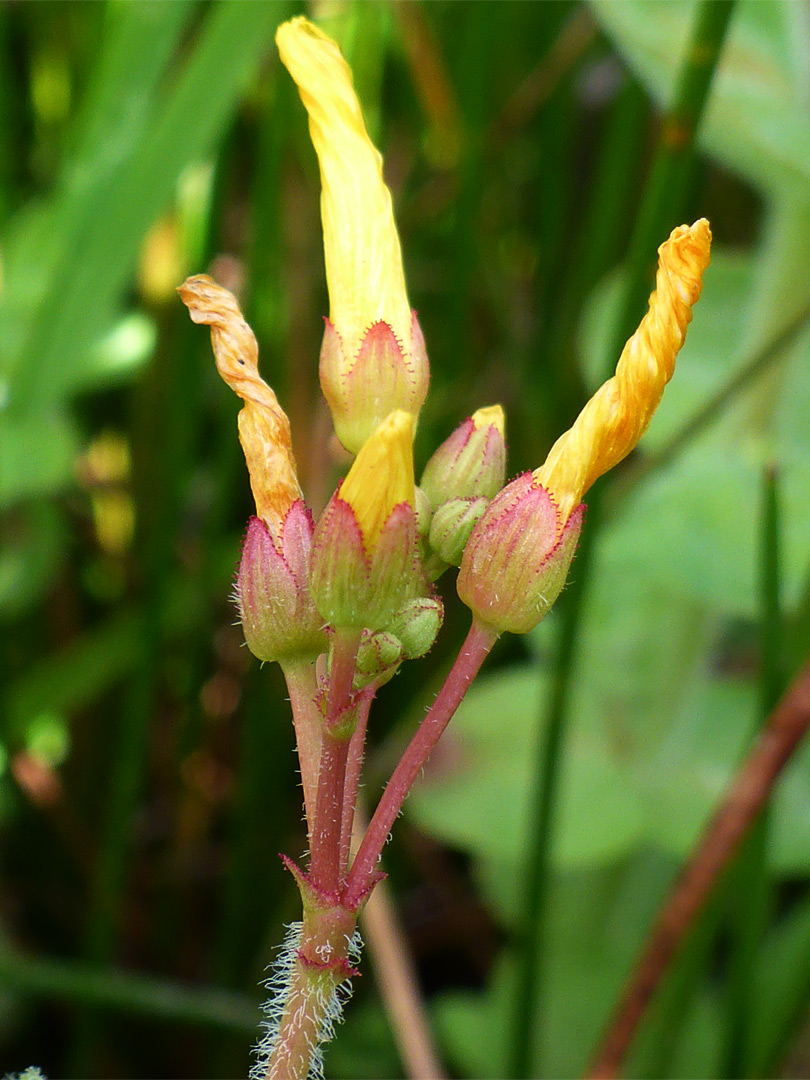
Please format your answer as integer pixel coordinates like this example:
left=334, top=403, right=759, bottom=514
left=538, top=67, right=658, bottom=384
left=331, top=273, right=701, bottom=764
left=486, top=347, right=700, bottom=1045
left=309, top=629, right=362, bottom=895
left=281, top=659, right=322, bottom=843
left=339, top=685, right=377, bottom=877
left=344, top=618, right=498, bottom=908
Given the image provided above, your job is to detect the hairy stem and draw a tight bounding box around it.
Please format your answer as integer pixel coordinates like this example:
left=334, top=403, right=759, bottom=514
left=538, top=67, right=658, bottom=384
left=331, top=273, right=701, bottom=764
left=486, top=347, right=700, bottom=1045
left=264, top=903, right=358, bottom=1080
left=344, top=618, right=498, bottom=908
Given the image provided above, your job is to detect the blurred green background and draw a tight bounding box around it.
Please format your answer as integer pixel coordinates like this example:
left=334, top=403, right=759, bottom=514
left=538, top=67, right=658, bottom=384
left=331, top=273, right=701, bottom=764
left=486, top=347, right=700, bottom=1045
left=3, top=1, right=810, bottom=1077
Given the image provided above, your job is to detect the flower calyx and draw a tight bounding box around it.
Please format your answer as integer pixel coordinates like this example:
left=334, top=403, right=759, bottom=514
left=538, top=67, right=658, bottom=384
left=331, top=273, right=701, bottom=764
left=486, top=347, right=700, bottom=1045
left=457, top=473, right=583, bottom=635
left=237, top=503, right=327, bottom=665
left=309, top=410, right=424, bottom=630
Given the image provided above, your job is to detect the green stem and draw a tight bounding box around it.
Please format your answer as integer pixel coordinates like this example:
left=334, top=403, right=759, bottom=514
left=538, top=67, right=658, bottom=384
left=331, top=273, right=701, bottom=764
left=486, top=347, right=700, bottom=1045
left=507, top=485, right=600, bottom=1079
left=615, top=0, right=736, bottom=347
left=721, top=466, right=782, bottom=1077
left=509, top=5, right=735, bottom=1076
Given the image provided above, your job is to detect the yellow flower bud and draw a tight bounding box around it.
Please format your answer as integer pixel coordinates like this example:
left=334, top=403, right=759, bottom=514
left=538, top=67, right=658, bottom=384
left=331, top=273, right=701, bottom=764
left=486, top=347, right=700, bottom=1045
left=471, top=404, right=505, bottom=436
left=309, top=411, right=421, bottom=631
left=534, top=218, right=712, bottom=524
left=276, top=17, right=429, bottom=453
left=340, top=410, right=415, bottom=552
left=178, top=275, right=300, bottom=539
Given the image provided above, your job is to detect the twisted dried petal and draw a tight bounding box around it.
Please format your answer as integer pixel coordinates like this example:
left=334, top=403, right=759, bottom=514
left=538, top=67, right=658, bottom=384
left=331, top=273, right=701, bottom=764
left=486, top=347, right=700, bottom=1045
left=178, top=275, right=300, bottom=537
left=534, top=218, right=712, bottom=523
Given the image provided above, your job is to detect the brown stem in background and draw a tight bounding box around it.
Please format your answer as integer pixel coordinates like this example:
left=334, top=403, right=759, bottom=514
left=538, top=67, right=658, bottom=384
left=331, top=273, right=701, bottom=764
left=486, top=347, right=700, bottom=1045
left=586, top=656, right=810, bottom=1080
left=353, top=803, right=446, bottom=1080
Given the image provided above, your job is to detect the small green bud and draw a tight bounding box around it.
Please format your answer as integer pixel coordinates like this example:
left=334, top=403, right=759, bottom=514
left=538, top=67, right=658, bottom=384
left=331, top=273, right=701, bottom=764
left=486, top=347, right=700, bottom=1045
left=428, top=496, right=489, bottom=567
left=354, top=630, right=404, bottom=690
left=386, top=596, right=444, bottom=659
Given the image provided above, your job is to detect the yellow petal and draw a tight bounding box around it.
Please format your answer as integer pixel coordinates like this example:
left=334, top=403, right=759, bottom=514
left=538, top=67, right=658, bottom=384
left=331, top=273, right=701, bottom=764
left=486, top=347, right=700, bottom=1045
left=276, top=17, right=412, bottom=361
left=534, top=218, right=712, bottom=523
left=340, top=410, right=415, bottom=550
left=471, top=404, right=505, bottom=437
left=178, top=275, right=300, bottom=536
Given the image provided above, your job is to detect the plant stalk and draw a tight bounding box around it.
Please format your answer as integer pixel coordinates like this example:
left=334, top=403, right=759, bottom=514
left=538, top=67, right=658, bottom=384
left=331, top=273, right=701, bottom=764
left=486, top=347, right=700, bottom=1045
left=265, top=902, right=359, bottom=1080
left=344, top=617, right=498, bottom=908
left=309, top=629, right=362, bottom=895
left=339, top=685, right=377, bottom=878
left=282, top=658, right=323, bottom=840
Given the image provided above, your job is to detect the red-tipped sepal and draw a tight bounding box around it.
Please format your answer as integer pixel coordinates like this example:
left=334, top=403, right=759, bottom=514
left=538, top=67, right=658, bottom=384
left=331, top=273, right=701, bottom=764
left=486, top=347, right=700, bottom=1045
left=237, top=502, right=327, bottom=663
left=320, top=313, right=429, bottom=454
left=457, top=473, right=584, bottom=635
left=309, top=492, right=423, bottom=631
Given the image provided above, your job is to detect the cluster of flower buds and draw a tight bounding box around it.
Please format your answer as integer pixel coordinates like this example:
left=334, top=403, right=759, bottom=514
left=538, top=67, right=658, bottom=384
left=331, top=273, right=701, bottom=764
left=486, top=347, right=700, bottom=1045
left=181, top=14, right=711, bottom=762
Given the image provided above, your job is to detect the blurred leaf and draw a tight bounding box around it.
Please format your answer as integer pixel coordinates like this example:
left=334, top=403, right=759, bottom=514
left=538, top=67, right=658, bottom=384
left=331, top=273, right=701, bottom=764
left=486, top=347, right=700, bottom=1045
left=591, top=0, right=810, bottom=195
left=6, top=0, right=281, bottom=413
left=0, top=410, right=79, bottom=508
left=0, top=0, right=195, bottom=383
left=327, top=994, right=403, bottom=1080
left=0, top=502, right=66, bottom=618
left=749, top=890, right=810, bottom=1075
left=6, top=608, right=141, bottom=746
left=407, top=667, right=646, bottom=869
left=436, top=857, right=723, bottom=1079
left=5, top=569, right=215, bottom=746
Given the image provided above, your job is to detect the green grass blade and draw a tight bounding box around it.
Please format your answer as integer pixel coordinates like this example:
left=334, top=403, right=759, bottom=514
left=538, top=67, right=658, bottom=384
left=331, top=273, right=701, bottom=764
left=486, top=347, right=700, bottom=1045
left=10, top=0, right=283, bottom=414
left=0, top=947, right=257, bottom=1032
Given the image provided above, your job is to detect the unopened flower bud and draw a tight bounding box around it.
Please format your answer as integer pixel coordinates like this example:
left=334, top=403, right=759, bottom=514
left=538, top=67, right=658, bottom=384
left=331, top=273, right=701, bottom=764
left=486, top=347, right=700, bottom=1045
left=320, top=317, right=429, bottom=455
left=420, top=405, right=506, bottom=509
left=277, top=17, right=429, bottom=453
left=457, top=475, right=583, bottom=635
left=354, top=630, right=404, bottom=690
left=429, top=496, right=490, bottom=568
left=414, top=485, right=432, bottom=539
left=386, top=596, right=444, bottom=660
left=237, top=503, right=327, bottom=663
left=310, top=411, right=423, bottom=630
